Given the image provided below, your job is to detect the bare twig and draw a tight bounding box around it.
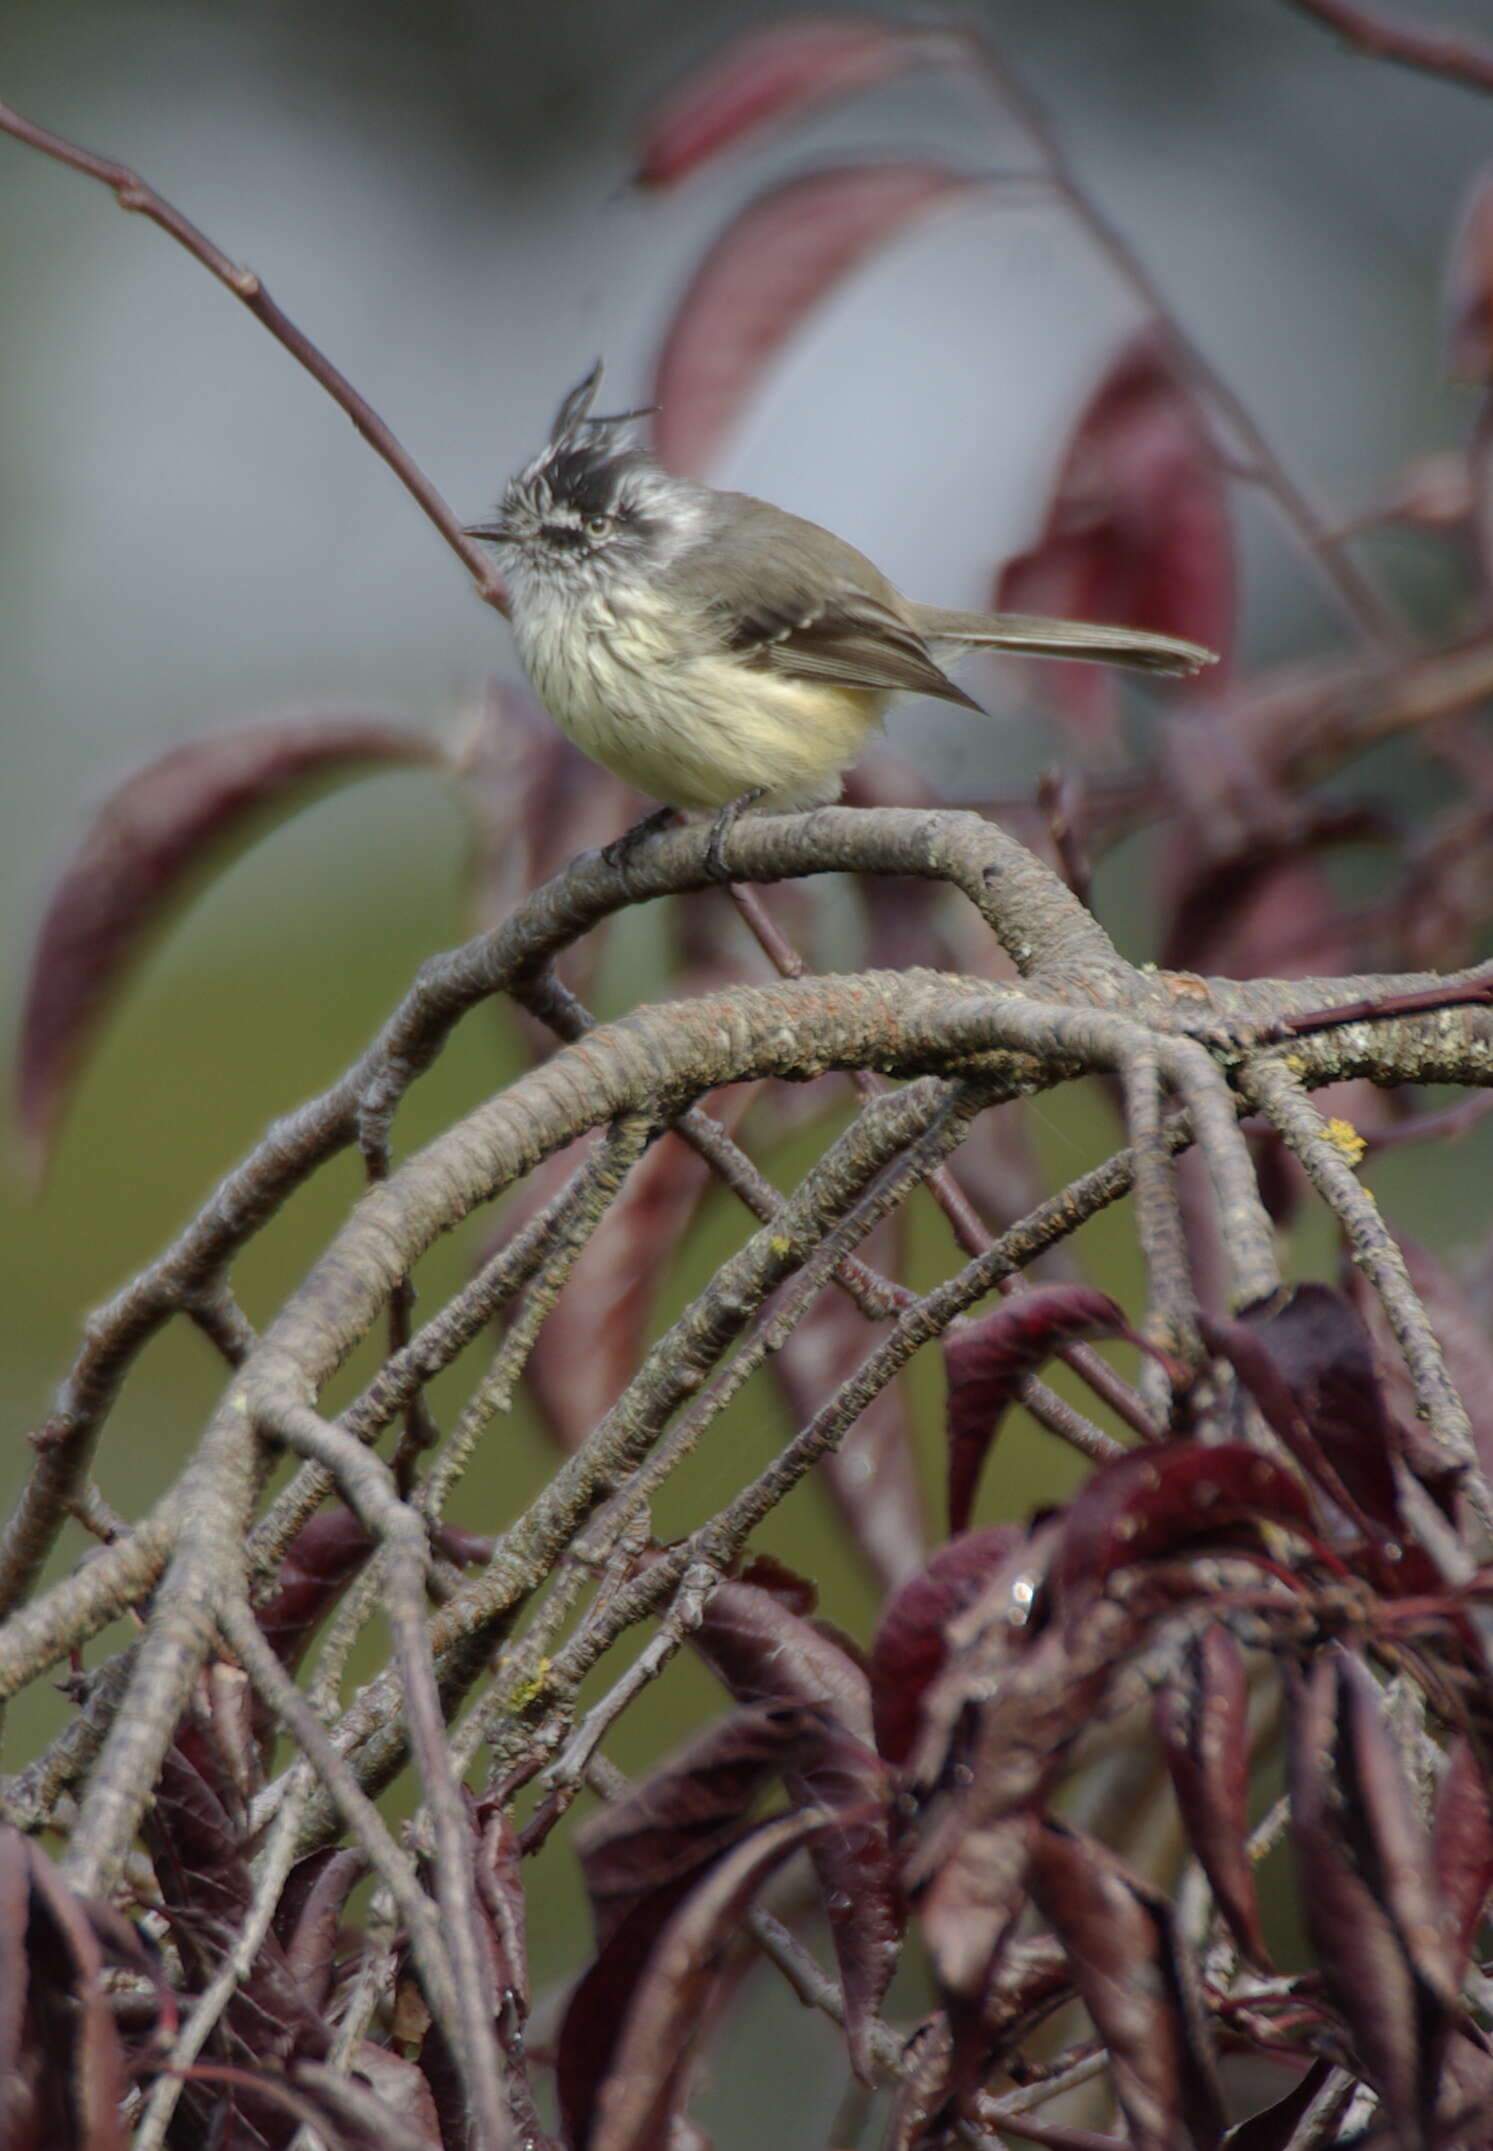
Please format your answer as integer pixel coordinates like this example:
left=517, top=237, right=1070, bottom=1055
left=1280, top=0, right=1493, bottom=96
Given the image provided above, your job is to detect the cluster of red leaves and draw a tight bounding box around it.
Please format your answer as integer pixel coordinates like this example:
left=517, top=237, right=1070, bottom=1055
left=17, top=1277, right=1493, bottom=2149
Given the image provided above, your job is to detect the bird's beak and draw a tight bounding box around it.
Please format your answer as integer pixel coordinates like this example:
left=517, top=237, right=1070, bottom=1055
left=463, top=518, right=509, bottom=543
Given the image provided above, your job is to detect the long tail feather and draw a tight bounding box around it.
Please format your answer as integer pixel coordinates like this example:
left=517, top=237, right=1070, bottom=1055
left=914, top=606, right=1217, bottom=677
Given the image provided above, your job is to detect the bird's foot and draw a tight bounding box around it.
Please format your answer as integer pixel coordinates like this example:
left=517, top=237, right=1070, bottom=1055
left=601, top=804, right=677, bottom=876
left=704, top=788, right=764, bottom=885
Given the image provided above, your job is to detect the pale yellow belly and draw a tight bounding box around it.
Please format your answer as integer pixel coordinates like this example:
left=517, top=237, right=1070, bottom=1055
left=516, top=603, right=881, bottom=811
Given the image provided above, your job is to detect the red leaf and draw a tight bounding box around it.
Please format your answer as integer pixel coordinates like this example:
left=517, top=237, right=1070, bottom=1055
left=868, top=1525, right=1022, bottom=1766
left=1446, top=166, right=1493, bottom=379
left=1029, top=1822, right=1226, bottom=2151
left=561, top=1810, right=826, bottom=2151
left=653, top=163, right=977, bottom=476
left=15, top=716, right=439, bottom=1175
left=994, top=330, right=1233, bottom=747
left=574, top=1702, right=827, bottom=1948
left=1048, top=1442, right=1318, bottom=1608
left=636, top=17, right=946, bottom=186
left=692, top=1576, right=874, bottom=1742
left=254, top=1507, right=374, bottom=1676
left=1286, top=1650, right=1460, bottom=2145
left=942, top=1286, right=1143, bottom=1532
left=1154, top=1624, right=1267, bottom=1966
left=1432, top=1738, right=1493, bottom=1963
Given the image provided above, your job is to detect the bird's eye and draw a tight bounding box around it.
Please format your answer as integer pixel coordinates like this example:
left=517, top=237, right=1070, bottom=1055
left=584, top=513, right=614, bottom=540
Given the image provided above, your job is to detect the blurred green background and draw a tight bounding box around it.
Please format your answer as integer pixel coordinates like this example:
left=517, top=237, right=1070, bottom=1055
left=5, top=1, right=1493, bottom=2136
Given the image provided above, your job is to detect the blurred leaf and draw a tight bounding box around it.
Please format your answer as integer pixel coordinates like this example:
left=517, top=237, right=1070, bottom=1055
left=1286, top=1650, right=1460, bottom=2147
left=635, top=16, right=946, bottom=186
left=942, top=1284, right=1143, bottom=1531
left=771, top=1279, right=928, bottom=1596
left=1445, top=166, right=1493, bottom=379
left=1431, top=1737, right=1493, bottom=1963
left=867, top=1525, right=1022, bottom=1766
left=995, top=330, right=1233, bottom=750
left=1154, top=1624, right=1267, bottom=1966
left=653, top=164, right=977, bottom=476
left=1030, top=1821, right=1226, bottom=2151
left=1234, top=1284, right=1404, bottom=1533
left=15, top=716, right=440, bottom=1177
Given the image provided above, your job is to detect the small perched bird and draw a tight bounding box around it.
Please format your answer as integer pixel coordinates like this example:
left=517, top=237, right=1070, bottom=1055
left=467, top=365, right=1215, bottom=866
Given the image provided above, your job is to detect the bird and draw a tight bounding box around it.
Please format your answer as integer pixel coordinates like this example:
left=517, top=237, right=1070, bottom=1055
left=465, top=364, right=1216, bottom=875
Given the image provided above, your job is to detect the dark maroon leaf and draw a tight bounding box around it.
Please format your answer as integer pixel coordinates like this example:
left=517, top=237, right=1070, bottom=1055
left=255, top=1508, right=374, bottom=1675
left=1445, top=166, right=1493, bottom=379
left=573, top=1702, right=828, bottom=1948
left=916, top=1809, right=1039, bottom=2007
left=868, top=1525, right=1022, bottom=1765
left=1155, top=1624, right=1267, bottom=1967
left=582, top=1811, right=830, bottom=2151
left=653, top=164, right=978, bottom=476
left=1232, top=1283, right=1404, bottom=1537
left=1048, top=1442, right=1317, bottom=1609
left=943, top=1286, right=1143, bottom=1531
left=308, top=2047, right=443, bottom=2148
left=692, top=1575, right=874, bottom=1741
left=1286, top=1650, right=1460, bottom=2148
left=20, top=1850, right=131, bottom=2151
left=994, top=331, right=1233, bottom=748
left=785, top=1721, right=900, bottom=2083
left=1432, top=1737, right=1493, bottom=1962
left=1029, top=1821, right=1226, bottom=2151
left=15, top=716, right=439, bottom=1176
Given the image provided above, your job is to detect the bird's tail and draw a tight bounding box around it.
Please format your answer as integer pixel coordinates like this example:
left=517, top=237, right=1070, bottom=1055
left=915, top=606, right=1217, bottom=678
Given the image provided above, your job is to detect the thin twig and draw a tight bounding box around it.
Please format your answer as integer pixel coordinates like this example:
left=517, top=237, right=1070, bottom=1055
left=1280, top=0, right=1493, bottom=96
left=0, top=98, right=510, bottom=612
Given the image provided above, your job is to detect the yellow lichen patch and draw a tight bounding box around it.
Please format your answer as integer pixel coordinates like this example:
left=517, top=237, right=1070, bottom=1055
left=1323, top=1117, right=1367, bottom=1166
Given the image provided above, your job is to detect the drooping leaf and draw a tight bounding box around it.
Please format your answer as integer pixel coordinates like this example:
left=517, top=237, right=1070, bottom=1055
left=1286, top=1650, right=1461, bottom=2147
left=942, top=1285, right=1143, bottom=1531
left=868, top=1525, right=1022, bottom=1766
left=653, top=163, right=978, bottom=476
left=1154, top=1623, right=1268, bottom=1966
left=561, top=1811, right=827, bottom=2151
left=1030, top=1821, right=1226, bottom=2151
left=1445, top=165, right=1493, bottom=380
left=15, top=716, right=439, bottom=1175
left=994, top=330, right=1233, bottom=747
left=573, top=1702, right=827, bottom=1948
left=636, top=17, right=948, bottom=186
left=1432, top=1737, right=1493, bottom=1963
left=1232, top=1283, right=1405, bottom=1536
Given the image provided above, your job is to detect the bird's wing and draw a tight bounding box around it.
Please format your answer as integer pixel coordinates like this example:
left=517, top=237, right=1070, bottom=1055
left=668, top=491, right=986, bottom=713
left=722, top=585, right=985, bottom=713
